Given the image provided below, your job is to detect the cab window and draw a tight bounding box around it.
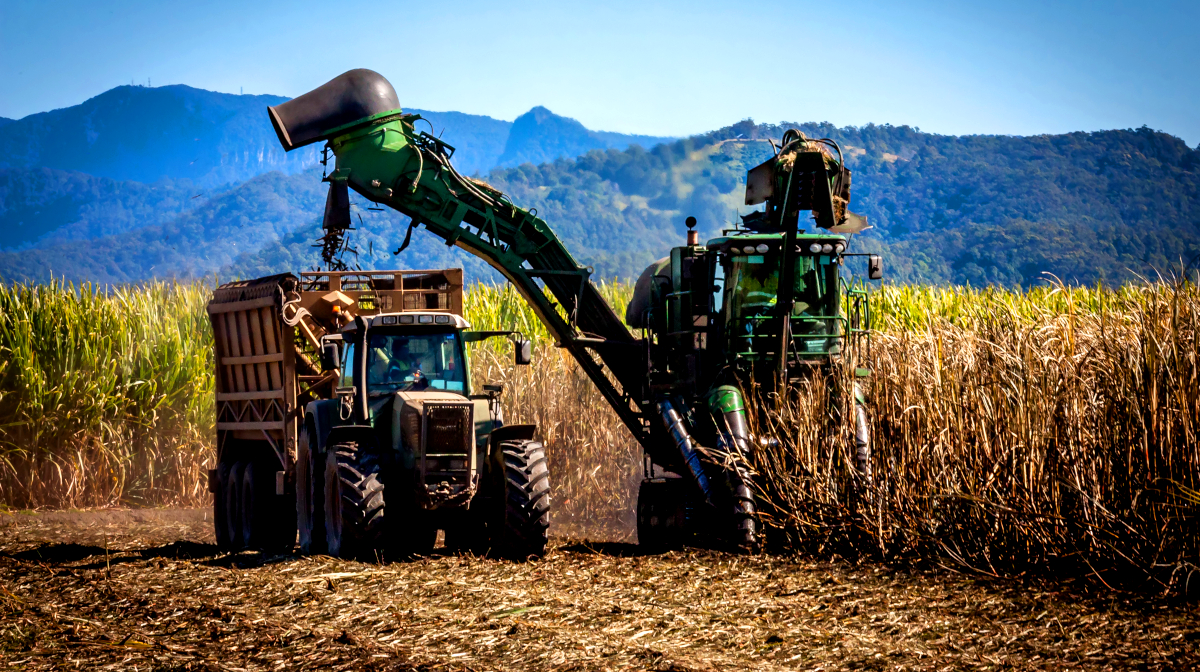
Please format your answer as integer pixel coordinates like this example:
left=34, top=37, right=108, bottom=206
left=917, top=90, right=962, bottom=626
left=365, top=330, right=465, bottom=394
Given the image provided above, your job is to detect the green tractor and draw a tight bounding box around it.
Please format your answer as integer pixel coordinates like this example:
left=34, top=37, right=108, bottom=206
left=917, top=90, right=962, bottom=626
left=266, top=69, right=882, bottom=551
left=300, top=282, right=549, bottom=560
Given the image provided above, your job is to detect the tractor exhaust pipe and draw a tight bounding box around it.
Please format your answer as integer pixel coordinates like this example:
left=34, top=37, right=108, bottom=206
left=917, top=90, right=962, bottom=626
left=268, top=68, right=401, bottom=151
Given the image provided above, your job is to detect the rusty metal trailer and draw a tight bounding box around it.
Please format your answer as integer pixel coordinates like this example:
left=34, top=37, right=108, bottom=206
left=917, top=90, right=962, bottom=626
left=206, top=269, right=464, bottom=551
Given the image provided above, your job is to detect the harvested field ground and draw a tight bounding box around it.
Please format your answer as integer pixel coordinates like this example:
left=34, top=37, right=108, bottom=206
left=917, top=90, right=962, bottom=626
left=1, top=510, right=1198, bottom=671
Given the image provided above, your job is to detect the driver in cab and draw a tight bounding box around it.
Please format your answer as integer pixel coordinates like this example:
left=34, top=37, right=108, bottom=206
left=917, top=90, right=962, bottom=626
left=368, top=337, right=430, bottom=390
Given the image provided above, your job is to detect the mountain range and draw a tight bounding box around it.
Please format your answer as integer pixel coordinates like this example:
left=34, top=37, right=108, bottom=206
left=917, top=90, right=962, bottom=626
left=0, top=84, right=1197, bottom=287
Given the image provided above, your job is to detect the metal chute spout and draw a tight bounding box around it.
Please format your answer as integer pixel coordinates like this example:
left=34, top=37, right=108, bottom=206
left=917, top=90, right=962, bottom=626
left=268, top=68, right=401, bottom=151
left=658, top=399, right=715, bottom=507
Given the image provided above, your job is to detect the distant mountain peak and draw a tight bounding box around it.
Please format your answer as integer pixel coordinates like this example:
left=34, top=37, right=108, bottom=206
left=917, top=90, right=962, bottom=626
left=498, top=106, right=670, bottom=168
left=0, top=83, right=312, bottom=188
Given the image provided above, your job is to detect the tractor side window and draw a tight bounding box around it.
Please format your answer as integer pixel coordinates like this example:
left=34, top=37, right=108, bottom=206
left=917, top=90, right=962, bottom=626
left=339, top=342, right=355, bottom=388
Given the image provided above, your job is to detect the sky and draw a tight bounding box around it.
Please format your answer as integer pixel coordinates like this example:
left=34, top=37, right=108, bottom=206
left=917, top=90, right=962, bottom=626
left=1, top=0, right=1197, bottom=145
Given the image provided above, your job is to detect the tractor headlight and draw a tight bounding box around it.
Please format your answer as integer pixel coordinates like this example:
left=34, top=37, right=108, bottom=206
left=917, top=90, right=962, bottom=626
left=742, top=245, right=756, bottom=254
left=834, top=242, right=845, bottom=254
left=418, top=315, right=434, bottom=324
left=809, top=243, right=822, bottom=253
left=755, top=244, right=769, bottom=254
left=434, top=315, right=450, bottom=324
left=821, top=244, right=833, bottom=254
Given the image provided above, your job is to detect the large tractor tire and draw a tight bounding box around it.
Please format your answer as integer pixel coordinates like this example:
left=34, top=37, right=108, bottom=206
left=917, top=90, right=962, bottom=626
left=296, top=428, right=326, bottom=554
left=214, top=461, right=234, bottom=551
left=324, top=441, right=387, bottom=559
left=636, top=478, right=687, bottom=552
left=493, top=440, right=551, bottom=560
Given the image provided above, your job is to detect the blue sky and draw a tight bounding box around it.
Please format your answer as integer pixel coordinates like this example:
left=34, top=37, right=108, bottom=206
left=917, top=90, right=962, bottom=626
left=1, top=0, right=1197, bottom=145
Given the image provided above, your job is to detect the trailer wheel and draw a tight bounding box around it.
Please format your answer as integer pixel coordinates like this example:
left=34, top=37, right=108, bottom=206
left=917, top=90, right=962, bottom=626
left=214, top=462, right=233, bottom=550
left=240, top=463, right=260, bottom=548
left=493, top=440, right=550, bottom=560
left=225, top=461, right=246, bottom=550
left=297, top=428, right=326, bottom=554
left=637, top=478, right=687, bottom=552
left=324, top=441, right=387, bottom=559
left=236, top=462, right=294, bottom=553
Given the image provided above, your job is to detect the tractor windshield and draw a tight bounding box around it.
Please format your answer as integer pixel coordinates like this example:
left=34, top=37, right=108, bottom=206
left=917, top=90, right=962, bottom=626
left=365, top=329, right=466, bottom=394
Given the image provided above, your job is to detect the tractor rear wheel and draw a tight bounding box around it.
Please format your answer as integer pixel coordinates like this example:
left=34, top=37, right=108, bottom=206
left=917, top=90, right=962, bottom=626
left=324, top=441, right=387, bottom=560
left=636, top=478, right=687, bottom=552
left=493, top=440, right=550, bottom=560
left=296, top=428, right=326, bottom=554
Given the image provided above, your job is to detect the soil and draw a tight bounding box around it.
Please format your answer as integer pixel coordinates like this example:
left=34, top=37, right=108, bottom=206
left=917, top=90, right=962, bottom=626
left=1, top=508, right=1197, bottom=671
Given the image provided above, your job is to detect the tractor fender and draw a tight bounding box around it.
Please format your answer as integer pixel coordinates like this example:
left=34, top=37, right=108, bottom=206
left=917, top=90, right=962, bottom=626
left=306, top=399, right=374, bottom=453
left=486, top=424, right=537, bottom=479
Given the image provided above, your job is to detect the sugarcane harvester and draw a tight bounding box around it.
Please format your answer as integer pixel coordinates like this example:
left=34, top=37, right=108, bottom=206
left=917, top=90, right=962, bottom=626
left=268, top=69, right=882, bottom=550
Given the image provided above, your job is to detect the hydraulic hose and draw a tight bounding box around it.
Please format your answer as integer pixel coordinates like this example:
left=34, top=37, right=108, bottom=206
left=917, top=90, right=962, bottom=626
left=658, top=399, right=714, bottom=507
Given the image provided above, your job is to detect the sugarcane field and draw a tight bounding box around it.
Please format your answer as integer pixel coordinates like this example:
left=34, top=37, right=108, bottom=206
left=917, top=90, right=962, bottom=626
left=3, top=6, right=1200, bottom=670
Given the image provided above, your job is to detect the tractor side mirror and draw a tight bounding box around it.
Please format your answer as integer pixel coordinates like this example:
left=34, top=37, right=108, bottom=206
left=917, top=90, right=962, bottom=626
left=514, top=339, right=532, bottom=366
left=319, top=336, right=342, bottom=371
left=868, top=255, right=884, bottom=280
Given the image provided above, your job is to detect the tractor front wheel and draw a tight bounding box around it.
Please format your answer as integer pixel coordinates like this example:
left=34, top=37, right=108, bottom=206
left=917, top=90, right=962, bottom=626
left=492, top=440, right=551, bottom=560
left=324, top=441, right=387, bottom=560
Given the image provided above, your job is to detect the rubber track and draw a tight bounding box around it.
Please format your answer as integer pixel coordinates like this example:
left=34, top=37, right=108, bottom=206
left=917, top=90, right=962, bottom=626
left=498, top=440, right=551, bottom=559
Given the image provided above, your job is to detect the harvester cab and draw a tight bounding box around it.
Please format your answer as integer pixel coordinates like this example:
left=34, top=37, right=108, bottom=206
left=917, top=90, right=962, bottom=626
left=626, top=131, right=882, bottom=548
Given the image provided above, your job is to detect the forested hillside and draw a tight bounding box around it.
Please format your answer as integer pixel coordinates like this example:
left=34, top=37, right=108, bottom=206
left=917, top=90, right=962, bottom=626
left=0, top=167, right=207, bottom=250
left=488, top=121, right=1200, bottom=285
left=1, top=82, right=1196, bottom=286
left=0, top=167, right=491, bottom=284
